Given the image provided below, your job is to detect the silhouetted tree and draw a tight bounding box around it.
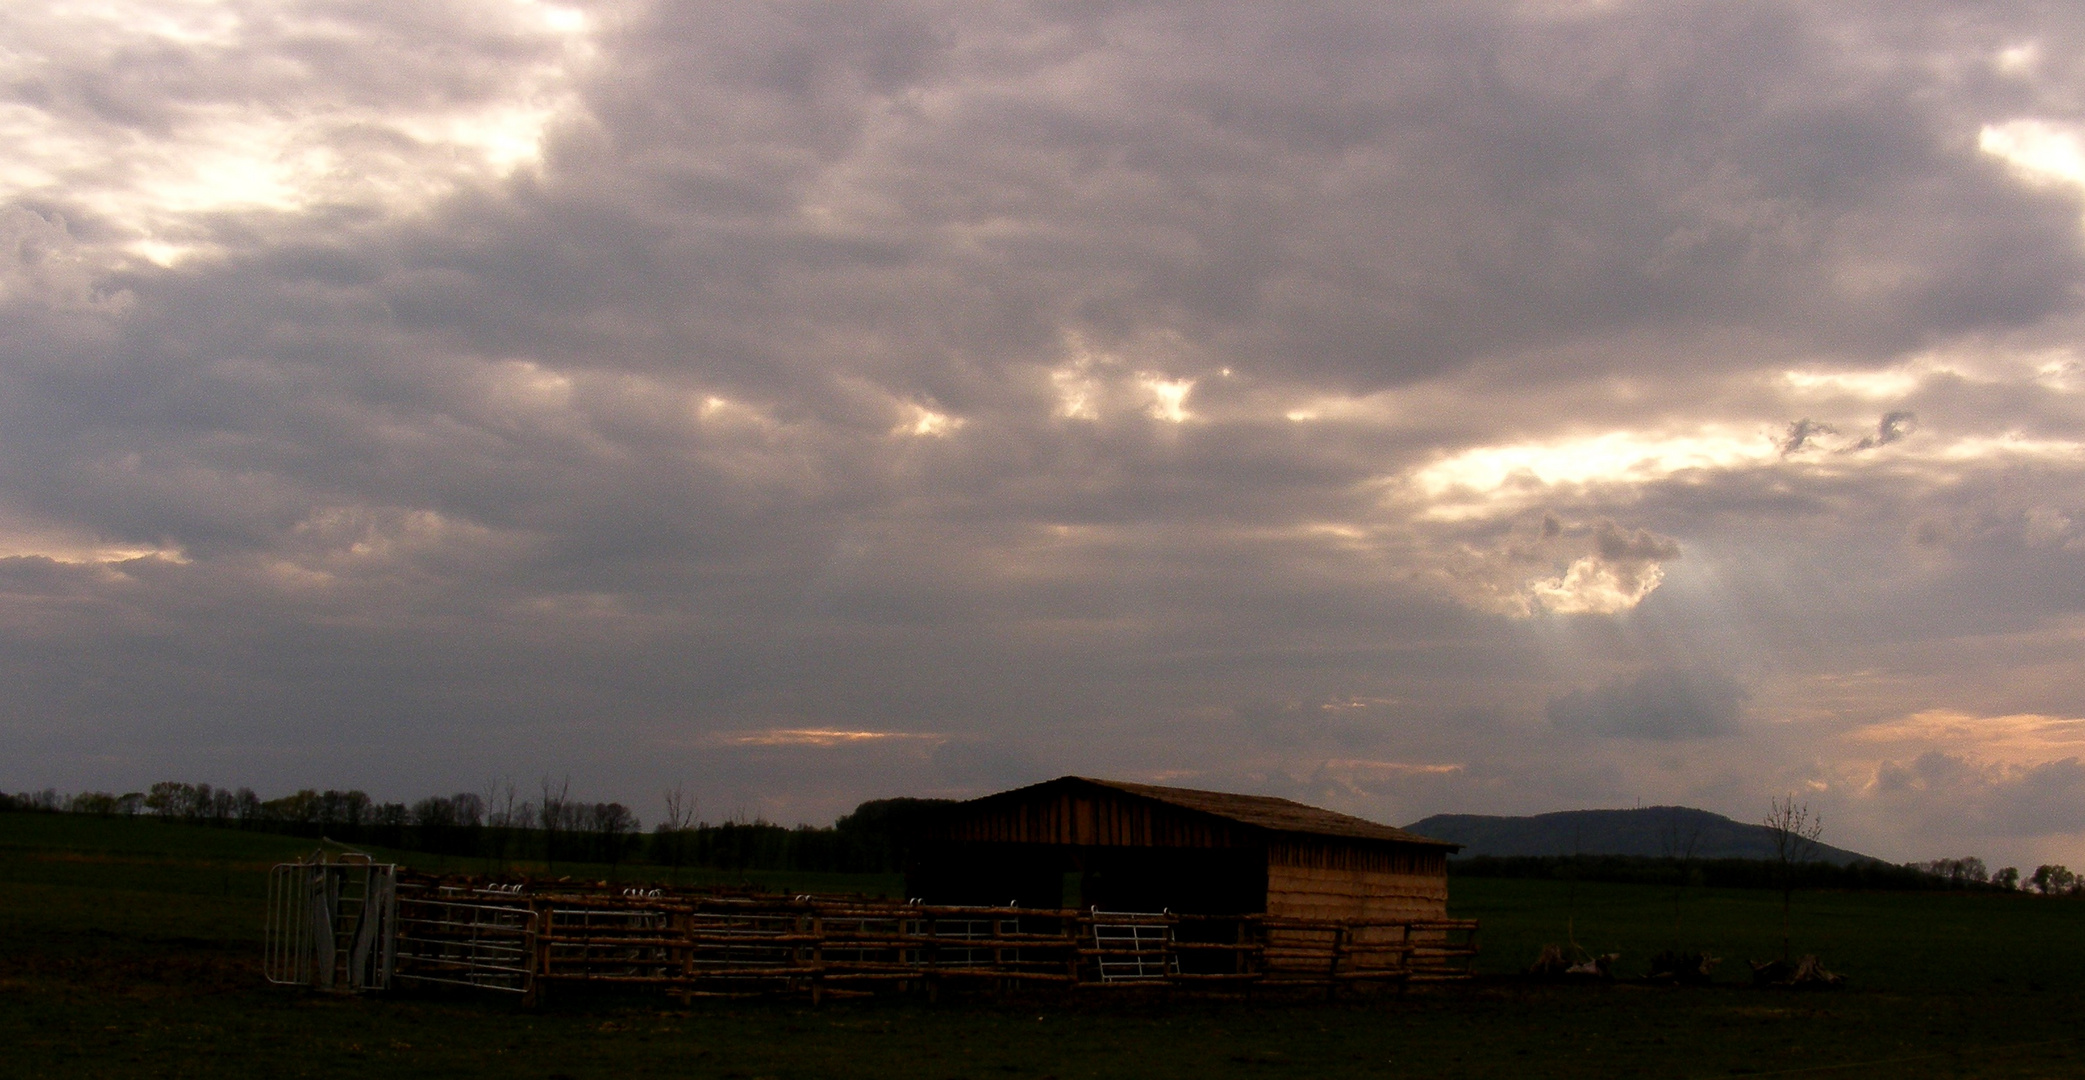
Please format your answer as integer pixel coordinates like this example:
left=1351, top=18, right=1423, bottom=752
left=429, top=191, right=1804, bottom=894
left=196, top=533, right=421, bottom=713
left=2030, top=864, right=2077, bottom=895
left=539, top=776, right=571, bottom=873
left=654, top=786, right=696, bottom=883
left=1660, top=807, right=1703, bottom=945
left=589, top=802, right=638, bottom=876
left=1764, top=795, right=1823, bottom=961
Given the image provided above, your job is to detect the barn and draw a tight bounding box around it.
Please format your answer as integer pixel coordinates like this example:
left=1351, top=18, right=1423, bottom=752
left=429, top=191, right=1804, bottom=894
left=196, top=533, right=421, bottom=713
left=906, top=776, right=1460, bottom=922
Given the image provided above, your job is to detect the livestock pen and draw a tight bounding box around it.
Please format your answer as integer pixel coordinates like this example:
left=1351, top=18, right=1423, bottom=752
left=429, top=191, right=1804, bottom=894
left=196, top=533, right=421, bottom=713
left=262, top=855, right=1477, bottom=1003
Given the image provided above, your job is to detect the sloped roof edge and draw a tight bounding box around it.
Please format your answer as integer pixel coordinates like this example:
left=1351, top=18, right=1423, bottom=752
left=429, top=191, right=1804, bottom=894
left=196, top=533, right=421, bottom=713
left=964, top=776, right=1461, bottom=850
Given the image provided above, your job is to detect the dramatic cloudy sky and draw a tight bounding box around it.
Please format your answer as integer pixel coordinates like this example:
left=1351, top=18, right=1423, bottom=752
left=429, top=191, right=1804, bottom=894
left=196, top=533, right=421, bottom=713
left=5, top=0, right=2085, bottom=866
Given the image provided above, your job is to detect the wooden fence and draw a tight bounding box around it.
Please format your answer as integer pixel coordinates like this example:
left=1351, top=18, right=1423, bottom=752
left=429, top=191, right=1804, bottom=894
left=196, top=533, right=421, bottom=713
left=378, top=873, right=1477, bottom=1003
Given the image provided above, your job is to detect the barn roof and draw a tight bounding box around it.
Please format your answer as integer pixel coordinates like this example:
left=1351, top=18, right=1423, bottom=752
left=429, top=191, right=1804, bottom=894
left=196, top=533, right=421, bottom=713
left=970, top=776, right=1460, bottom=850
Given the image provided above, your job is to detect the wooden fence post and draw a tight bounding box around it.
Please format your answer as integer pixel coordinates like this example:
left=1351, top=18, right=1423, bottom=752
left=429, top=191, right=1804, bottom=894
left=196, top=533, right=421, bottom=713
left=526, top=902, right=553, bottom=1007
left=1065, top=910, right=1082, bottom=999
left=1326, top=923, right=1347, bottom=1001
left=809, top=911, right=824, bottom=1005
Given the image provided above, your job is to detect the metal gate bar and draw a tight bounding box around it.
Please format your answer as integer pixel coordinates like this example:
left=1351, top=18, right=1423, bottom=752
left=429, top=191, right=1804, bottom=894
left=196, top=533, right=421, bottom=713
left=265, top=870, right=1477, bottom=999
left=262, top=853, right=398, bottom=991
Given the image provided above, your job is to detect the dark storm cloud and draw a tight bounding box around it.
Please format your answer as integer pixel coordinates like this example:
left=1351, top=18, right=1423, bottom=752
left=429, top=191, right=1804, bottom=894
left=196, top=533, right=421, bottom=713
left=3, top=1, right=2085, bottom=857
left=1547, top=668, right=1750, bottom=741
left=569, top=1, right=2085, bottom=396
left=1873, top=752, right=2085, bottom=838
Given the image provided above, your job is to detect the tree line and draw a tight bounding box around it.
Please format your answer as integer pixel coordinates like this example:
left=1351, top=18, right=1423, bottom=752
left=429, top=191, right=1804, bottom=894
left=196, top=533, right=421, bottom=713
left=5, top=782, right=2078, bottom=894
left=1449, top=798, right=2083, bottom=904
left=1449, top=854, right=2082, bottom=896
left=0, top=781, right=952, bottom=876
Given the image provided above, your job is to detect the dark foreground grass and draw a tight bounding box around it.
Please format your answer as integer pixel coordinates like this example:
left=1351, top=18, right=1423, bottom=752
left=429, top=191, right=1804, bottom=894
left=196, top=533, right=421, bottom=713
left=1453, top=873, right=2085, bottom=991
left=3, top=813, right=2081, bottom=1079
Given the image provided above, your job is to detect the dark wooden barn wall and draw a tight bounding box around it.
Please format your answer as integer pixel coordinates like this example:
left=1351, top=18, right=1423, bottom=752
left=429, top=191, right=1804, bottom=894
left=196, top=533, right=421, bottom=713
left=906, top=843, right=1270, bottom=913
left=1266, top=837, right=1447, bottom=877
left=918, top=781, right=1454, bottom=921
left=940, top=789, right=1257, bottom=848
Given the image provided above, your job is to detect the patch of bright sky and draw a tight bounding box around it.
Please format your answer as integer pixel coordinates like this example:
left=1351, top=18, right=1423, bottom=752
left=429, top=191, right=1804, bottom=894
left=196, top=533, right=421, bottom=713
left=1051, top=364, right=1100, bottom=420
left=1411, top=425, right=1780, bottom=507
left=285, top=506, right=514, bottom=570
left=1049, top=343, right=1105, bottom=420
left=0, top=501, right=185, bottom=565
left=1980, top=119, right=2085, bottom=189
left=1525, top=556, right=1664, bottom=616
left=1406, top=422, right=2085, bottom=522
left=1782, top=366, right=1929, bottom=399
left=715, top=728, right=948, bottom=748
left=1995, top=42, right=2040, bottom=76
left=1847, top=709, right=2085, bottom=768
left=894, top=402, right=964, bottom=437
left=695, top=394, right=775, bottom=429
left=2036, top=355, right=2083, bottom=389
left=0, top=0, right=594, bottom=265
left=1782, top=342, right=2085, bottom=399
left=1141, top=375, right=1195, bottom=422
left=1049, top=360, right=1196, bottom=424
left=476, top=360, right=579, bottom=427
left=1933, top=433, right=2085, bottom=463
left=1283, top=388, right=1405, bottom=424
left=1315, top=758, right=1463, bottom=776
left=1049, top=331, right=1205, bottom=423
left=499, top=360, right=575, bottom=403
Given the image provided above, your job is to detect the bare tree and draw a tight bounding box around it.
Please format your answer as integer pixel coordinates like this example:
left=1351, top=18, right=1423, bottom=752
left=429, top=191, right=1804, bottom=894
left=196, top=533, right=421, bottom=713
left=483, top=777, right=519, bottom=873
left=540, top=776, right=571, bottom=875
left=1661, top=807, right=1703, bottom=945
left=590, top=802, right=638, bottom=879
left=1764, top=795, right=1823, bottom=962
left=657, top=786, right=697, bottom=885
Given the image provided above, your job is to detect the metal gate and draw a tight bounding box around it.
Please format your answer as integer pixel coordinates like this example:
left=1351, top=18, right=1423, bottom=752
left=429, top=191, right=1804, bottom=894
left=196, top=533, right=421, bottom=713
left=262, top=853, right=398, bottom=991
left=1090, top=909, right=1176, bottom=982
left=391, top=888, right=536, bottom=994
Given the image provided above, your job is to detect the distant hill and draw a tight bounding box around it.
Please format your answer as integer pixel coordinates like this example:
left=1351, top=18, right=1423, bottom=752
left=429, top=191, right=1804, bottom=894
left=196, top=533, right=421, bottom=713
left=1404, top=806, right=1882, bottom=866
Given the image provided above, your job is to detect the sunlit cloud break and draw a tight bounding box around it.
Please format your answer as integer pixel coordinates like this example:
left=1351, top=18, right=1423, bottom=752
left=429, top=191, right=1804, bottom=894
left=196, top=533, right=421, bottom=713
left=716, top=729, right=950, bottom=749
left=1408, top=427, right=1782, bottom=519
left=8, top=1, right=2085, bottom=869
left=0, top=0, right=595, bottom=264
left=1981, top=119, right=2085, bottom=189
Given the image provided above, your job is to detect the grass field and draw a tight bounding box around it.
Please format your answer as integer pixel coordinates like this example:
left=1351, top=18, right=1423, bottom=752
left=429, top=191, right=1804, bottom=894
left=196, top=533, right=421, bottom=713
left=3, top=812, right=2081, bottom=1079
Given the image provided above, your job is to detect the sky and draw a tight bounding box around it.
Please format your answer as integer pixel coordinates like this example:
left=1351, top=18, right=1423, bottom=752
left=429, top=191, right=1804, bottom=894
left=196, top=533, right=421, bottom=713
left=3, top=0, right=2084, bottom=868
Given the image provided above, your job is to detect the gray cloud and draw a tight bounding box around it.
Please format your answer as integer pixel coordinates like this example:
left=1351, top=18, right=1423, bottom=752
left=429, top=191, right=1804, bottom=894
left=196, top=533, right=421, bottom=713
left=1872, top=752, right=2085, bottom=838
left=1547, top=668, right=1750, bottom=741
left=0, top=2, right=2083, bottom=860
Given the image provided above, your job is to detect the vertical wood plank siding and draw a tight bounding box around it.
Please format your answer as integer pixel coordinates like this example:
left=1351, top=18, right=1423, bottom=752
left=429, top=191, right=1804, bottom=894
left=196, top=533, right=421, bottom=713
left=930, top=780, right=1454, bottom=926
left=1266, top=838, right=1447, bottom=877
left=944, top=791, right=1256, bottom=848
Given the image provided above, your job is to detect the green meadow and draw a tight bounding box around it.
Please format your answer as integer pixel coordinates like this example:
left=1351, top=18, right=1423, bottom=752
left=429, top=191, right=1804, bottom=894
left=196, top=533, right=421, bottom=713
left=3, top=811, right=2080, bottom=1079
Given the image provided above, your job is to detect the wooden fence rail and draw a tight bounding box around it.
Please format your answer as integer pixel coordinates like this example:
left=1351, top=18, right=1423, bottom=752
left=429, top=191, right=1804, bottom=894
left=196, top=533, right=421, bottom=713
left=366, top=872, right=1478, bottom=1003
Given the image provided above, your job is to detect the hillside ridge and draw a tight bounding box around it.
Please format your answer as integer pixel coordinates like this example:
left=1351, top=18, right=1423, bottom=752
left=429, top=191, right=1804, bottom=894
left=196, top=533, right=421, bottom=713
left=1405, top=805, right=1880, bottom=866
